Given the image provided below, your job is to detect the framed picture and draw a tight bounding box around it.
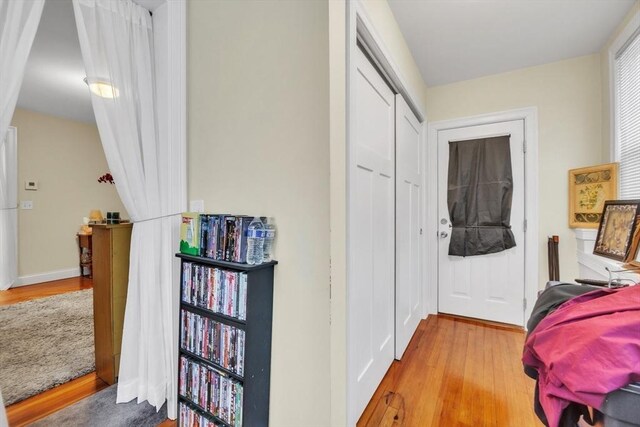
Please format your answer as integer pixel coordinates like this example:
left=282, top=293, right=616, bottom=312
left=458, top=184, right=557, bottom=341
left=594, top=200, right=640, bottom=261
left=569, top=163, right=618, bottom=228
left=631, top=244, right=640, bottom=269
left=624, top=216, right=640, bottom=268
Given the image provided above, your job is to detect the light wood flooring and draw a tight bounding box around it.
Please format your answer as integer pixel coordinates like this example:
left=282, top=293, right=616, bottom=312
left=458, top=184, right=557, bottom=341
left=160, top=314, right=539, bottom=426
left=0, top=276, right=92, bottom=307
left=4, top=282, right=538, bottom=426
left=6, top=373, right=108, bottom=427
left=357, top=314, right=540, bottom=426
left=2, top=277, right=108, bottom=427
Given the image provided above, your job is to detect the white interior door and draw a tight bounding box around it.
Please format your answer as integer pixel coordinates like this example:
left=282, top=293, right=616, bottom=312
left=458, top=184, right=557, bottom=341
left=395, top=94, right=422, bottom=359
left=0, top=127, right=18, bottom=290
left=437, top=120, right=525, bottom=326
left=349, top=46, right=395, bottom=419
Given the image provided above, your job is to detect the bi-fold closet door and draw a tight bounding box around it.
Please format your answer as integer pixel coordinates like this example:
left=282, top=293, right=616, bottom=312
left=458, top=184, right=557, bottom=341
left=350, top=45, right=422, bottom=421
left=394, top=93, right=422, bottom=360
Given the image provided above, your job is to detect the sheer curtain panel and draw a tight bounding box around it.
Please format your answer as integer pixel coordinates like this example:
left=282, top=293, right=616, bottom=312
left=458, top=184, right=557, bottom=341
left=0, top=0, right=44, bottom=145
left=0, top=0, right=44, bottom=290
left=73, top=0, right=176, bottom=414
left=0, top=2, right=44, bottom=422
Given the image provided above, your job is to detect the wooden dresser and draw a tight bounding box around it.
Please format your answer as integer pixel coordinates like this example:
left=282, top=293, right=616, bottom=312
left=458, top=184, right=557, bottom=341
left=92, top=223, right=133, bottom=385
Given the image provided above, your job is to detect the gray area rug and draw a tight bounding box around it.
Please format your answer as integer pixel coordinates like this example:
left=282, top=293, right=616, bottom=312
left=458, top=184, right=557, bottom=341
left=30, top=384, right=167, bottom=427
left=0, top=289, right=95, bottom=405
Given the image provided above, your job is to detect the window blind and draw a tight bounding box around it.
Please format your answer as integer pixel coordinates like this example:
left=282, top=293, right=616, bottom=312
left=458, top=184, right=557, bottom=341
left=615, top=28, right=640, bottom=199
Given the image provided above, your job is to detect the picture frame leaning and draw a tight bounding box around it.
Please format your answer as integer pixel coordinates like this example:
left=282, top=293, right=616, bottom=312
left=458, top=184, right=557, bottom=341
left=593, top=200, right=640, bottom=261
left=624, top=216, right=640, bottom=269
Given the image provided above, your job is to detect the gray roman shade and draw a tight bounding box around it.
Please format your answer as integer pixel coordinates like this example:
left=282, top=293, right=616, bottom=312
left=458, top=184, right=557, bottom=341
left=447, top=135, right=516, bottom=256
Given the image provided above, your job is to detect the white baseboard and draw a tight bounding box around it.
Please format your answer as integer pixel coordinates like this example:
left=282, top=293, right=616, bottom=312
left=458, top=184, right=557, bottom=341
left=14, top=268, right=81, bottom=287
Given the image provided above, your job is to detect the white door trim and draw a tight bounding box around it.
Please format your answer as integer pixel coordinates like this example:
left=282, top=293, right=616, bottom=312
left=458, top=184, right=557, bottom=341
left=346, top=1, right=427, bottom=425
left=427, top=108, right=539, bottom=325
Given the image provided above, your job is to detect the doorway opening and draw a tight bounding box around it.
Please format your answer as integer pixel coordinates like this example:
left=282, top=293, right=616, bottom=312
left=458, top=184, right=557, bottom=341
left=1, top=0, right=186, bottom=424
left=1, top=0, right=124, bottom=417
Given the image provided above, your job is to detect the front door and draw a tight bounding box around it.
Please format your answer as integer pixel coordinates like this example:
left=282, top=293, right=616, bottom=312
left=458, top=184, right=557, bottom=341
left=437, top=120, right=526, bottom=326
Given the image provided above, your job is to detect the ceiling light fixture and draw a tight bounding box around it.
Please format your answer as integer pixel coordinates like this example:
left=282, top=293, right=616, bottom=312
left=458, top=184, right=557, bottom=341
left=83, top=77, right=120, bottom=99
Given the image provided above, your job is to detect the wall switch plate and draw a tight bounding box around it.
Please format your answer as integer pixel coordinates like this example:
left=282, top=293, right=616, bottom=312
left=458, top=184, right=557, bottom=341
left=25, top=180, right=38, bottom=190
left=189, top=200, right=205, bottom=213
left=20, top=201, right=33, bottom=210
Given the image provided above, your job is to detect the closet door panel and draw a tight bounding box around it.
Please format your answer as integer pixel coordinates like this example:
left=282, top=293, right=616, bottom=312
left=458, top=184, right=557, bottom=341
left=349, top=46, right=395, bottom=420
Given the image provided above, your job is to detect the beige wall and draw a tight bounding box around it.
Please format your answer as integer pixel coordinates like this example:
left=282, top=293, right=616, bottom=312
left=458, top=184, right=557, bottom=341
left=329, top=0, right=348, bottom=426
left=11, top=108, right=126, bottom=278
left=600, top=0, right=640, bottom=161
left=188, top=1, right=331, bottom=425
left=426, top=54, right=603, bottom=289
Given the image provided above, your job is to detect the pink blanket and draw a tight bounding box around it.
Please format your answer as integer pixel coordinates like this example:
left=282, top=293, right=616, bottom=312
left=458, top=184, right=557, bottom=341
left=522, top=285, right=640, bottom=427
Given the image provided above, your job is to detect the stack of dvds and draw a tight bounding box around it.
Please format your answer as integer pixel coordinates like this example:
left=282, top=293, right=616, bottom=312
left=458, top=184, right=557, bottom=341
left=181, top=309, right=245, bottom=376
left=199, top=215, right=260, bottom=263
left=179, top=356, right=244, bottom=427
left=179, top=402, right=224, bottom=427
left=181, top=262, right=248, bottom=320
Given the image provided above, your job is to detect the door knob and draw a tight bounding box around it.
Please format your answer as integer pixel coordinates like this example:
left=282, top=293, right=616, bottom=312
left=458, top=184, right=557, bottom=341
left=440, top=231, right=449, bottom=238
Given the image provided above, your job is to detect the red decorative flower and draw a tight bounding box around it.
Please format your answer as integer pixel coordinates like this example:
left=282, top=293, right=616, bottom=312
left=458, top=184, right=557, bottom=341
left=98, top=173, right=115, bottom=184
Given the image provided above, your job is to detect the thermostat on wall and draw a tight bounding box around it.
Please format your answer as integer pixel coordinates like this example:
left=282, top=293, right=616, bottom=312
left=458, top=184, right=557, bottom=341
left=25, top=180, right=38, bottom=191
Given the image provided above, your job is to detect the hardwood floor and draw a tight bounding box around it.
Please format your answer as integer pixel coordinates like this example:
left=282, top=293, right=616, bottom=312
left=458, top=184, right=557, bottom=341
left=2, top=277, right=101, bottom=426
left=5, top=373, right=108, bottom=427
left=0, top=276, right=92, bottom=306
left=357, top=315, right=540, bottom=427
left=5, top=282, right=536, bottom=426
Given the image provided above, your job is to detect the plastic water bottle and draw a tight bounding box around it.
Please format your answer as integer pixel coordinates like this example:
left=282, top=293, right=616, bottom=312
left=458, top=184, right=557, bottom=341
left=246, top=217, right=265, bottom=265
left=263, top=218, right=276, bottom=262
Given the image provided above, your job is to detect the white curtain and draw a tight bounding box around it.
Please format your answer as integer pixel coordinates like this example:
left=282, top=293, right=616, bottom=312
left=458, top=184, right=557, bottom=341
left=0, top=0, right=44, bottom=291
left=0, top=1, right=45, bottom=422
left=0, top=0, right=44, bottom=145
left=73, top=0, right=175, bottom=413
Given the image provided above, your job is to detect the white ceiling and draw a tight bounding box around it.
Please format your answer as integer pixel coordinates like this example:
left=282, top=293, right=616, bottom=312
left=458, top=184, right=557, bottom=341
left=388, top=0, right=637, bottom=87
left=16, top=0, right=162, bottom=124
left=17, top=0, right=637, bottom=121
left=17, top=0, right=94, bottom=123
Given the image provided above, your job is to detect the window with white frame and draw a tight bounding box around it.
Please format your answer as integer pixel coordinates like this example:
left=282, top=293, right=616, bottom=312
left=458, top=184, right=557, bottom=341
left=613, top=21, right=640, bottom=199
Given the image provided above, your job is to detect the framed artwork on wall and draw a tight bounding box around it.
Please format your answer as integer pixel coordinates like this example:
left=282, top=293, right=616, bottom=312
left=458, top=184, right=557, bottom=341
left=568, top=163, right=618, bottom=228
left=594, top=200, right=640, bottom=261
